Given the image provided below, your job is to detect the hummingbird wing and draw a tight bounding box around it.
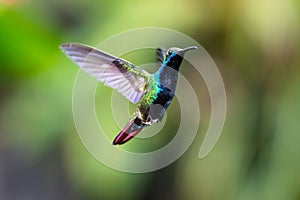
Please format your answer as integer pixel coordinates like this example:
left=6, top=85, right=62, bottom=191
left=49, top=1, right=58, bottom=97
left=156, top=47, right=166, bottom=66
left=60, top=43, right=149, bottom=104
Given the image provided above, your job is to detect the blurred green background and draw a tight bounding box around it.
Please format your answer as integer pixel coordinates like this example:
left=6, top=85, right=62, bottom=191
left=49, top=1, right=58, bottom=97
left=1, top=0, right=300, bottom=199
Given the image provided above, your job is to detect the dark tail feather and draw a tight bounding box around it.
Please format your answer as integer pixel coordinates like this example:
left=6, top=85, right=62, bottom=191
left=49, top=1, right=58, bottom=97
left=113, top=119, right=143, bottom=145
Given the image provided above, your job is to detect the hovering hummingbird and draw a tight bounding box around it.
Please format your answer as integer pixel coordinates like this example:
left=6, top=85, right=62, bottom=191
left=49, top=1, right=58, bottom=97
left=60, top=43, right=197, bottom=145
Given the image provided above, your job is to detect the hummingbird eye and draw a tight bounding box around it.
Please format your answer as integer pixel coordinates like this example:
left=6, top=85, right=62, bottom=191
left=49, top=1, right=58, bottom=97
left=167, top=50, right=173, bottom=56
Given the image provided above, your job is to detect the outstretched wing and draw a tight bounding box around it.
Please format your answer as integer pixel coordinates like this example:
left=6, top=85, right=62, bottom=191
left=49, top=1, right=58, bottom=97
left=60, top=43, right=149, bottom=104
left=156, top=47, right=166, bottom=66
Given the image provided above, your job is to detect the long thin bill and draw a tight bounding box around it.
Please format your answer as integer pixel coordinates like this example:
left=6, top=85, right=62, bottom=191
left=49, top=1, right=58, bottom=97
left=180, top=46, right=198, bottom=54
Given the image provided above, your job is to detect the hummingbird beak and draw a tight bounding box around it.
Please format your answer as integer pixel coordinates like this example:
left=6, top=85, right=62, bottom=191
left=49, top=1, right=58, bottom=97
left=179, top=46, right=198, bottom=54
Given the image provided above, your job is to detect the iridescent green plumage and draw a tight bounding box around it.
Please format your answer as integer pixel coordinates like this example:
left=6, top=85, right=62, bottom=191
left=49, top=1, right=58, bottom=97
left=140, top=76, right=161, bottom=106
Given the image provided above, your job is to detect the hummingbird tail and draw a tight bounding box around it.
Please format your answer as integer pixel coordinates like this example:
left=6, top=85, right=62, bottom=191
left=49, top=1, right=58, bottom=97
left=113, top=118, right=143, bottom=145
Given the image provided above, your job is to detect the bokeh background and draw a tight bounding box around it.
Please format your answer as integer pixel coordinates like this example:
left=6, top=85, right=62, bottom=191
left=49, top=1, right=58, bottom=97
left=1, top=0, right=300, bottom=199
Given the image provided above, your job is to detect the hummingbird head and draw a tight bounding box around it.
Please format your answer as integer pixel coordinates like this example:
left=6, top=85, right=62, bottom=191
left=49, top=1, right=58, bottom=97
left=163, top=46, right=198, bottom=71
left=167, top=46, right=198, bottom=57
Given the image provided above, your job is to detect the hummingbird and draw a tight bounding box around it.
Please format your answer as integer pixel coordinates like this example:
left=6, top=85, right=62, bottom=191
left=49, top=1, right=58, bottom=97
left=60, top=43, right=197, bottom=145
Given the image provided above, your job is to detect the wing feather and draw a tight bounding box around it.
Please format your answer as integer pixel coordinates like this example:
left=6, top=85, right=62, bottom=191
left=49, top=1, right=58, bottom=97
left=60, top=43, right=149, bottom=104
left=156, top=47, right=166, bottom=66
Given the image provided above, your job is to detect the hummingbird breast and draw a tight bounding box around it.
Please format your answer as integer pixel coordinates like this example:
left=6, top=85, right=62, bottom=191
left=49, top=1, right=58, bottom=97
left=138, top=84, right=175, bottom=125
left=152, top=85, right=175, bottom=108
